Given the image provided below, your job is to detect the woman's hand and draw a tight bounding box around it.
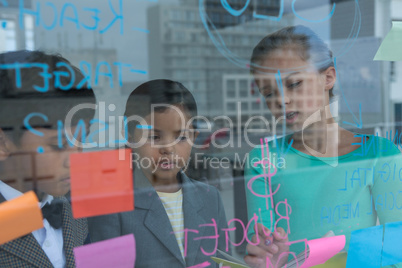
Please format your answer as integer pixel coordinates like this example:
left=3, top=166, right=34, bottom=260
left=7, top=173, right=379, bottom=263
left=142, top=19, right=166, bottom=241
left=244, top=224, right=289, bottom=268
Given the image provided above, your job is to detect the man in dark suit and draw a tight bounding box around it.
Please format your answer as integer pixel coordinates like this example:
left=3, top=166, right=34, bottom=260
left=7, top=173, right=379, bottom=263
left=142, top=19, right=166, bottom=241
left=0, top=50, right=96, bottom=267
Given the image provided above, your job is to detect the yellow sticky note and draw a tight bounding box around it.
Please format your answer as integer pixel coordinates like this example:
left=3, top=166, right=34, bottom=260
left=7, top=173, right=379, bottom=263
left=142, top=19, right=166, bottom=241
left=0, top=191, right=43, bottom=245
left=374, top=21, right=402, bottom=61
left=313, top=252, right=347, bottom=268
left=211, top=257, right=249, bottom=268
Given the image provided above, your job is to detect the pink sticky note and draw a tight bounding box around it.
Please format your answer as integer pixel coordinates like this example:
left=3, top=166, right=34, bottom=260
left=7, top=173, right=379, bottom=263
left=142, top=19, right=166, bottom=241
left=299, top=235, right=345, bottom=268
left=74, top=234, right=135, bottom=268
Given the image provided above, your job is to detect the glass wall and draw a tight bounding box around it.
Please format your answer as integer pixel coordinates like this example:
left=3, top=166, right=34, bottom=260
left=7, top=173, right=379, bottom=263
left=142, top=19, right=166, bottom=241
left=0, top=0, right=401, bottom=267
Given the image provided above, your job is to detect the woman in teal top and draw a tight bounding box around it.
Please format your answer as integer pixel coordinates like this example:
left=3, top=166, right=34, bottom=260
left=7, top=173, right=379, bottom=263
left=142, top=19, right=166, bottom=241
left=243, top=26, right=402, bottom=268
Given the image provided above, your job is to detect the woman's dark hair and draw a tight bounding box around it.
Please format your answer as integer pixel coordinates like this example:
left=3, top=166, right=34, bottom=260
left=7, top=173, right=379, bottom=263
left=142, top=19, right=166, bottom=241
left=250, top=25, right=335, bottom=97
left=124, top=79, right=198, bottom=137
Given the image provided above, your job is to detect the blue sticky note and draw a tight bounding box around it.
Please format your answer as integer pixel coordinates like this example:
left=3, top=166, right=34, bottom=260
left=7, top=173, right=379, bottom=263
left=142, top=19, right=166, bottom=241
left=346, top=225, right=383, bottom=268
left=382, top=221, right=402, bottom=266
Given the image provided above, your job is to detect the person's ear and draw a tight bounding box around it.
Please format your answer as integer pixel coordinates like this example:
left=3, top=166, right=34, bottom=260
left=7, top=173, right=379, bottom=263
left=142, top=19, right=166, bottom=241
left=193, top=130, right=199, bottom=141
left=0, top=129, right=16, bottom=161
left=121, top=119, right=132, bottom=144
left=323, top=66, right=336, bottom=91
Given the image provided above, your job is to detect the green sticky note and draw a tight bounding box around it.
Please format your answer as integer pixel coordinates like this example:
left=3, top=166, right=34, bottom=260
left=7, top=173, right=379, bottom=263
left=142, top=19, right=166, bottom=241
left=374, top=21, right=402, bottom=61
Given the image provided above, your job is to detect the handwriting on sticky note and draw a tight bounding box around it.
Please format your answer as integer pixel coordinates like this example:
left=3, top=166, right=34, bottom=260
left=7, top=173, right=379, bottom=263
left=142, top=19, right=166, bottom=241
left=374, top=21, right=402, bottom=61
left=70, top=149, right=133, bottom=218
left=74, top=234, right=135, bottom=268
left=0, top=191, right=43, bottom=245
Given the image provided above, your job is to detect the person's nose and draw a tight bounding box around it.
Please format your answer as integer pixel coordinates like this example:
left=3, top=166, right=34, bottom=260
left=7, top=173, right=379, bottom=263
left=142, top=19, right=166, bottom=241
left=63, top=147, right=79, bottom=168
left=63, top=152, right=71, bottom=168
left=159, top=141, right=175, bottom=155
left=274, top=91, right=291, bottom=109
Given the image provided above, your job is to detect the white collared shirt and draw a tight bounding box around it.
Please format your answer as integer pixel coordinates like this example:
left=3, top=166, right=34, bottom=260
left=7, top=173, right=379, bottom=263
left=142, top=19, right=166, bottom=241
left=0, top=181, right=66, bottom=268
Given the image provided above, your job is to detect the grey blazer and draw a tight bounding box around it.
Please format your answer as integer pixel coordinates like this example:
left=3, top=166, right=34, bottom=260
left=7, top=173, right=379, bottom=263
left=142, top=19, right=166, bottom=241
left=0, top=193, right=88, bottom=268
left=88, top=169, right=230, bottom=268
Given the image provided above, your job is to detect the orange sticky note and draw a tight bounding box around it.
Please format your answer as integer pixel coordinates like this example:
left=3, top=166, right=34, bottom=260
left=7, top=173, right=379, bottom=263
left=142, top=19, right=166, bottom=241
left=70, top=149, right=134, bottom=218
left=0, top=191, right=43, bottom=245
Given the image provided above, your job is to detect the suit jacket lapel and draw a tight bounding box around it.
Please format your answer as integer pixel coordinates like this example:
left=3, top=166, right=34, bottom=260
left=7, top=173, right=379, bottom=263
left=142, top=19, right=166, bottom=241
left=61, top=197, right=76, bottom=268
left=0, top=192, right=6, bottom=203
left=0, top=193, right=53, bottom=268
left=181, top=173, right=206, bottom=267
left=134, top=168, right=186, bottom=266
left=59, top=196, right=88, bottom=268
left=1, top=234, right=53, bottom=268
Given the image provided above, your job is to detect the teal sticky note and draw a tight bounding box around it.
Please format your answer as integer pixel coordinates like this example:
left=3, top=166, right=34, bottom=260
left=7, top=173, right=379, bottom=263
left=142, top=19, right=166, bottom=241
left=374, top=21, right=402, bottom=61
left=346, top=225, right=383, bottom=268
left=382, top=221, right=402, bottom=266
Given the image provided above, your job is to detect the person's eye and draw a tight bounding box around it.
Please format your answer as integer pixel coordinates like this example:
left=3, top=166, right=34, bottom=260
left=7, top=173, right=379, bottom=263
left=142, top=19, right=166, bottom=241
left=50, top=142, right=68, bottom=151
left=288, top=81, right=302, bottom=89
left=49, top=144, right=61, bottom=151
left=264, top=92, right=273, bottom=98
left=261, top=89, right=273, bottom=98
left=177, top=136, right=188, bottom=142
left=148, top=135, right=160, bottom=141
